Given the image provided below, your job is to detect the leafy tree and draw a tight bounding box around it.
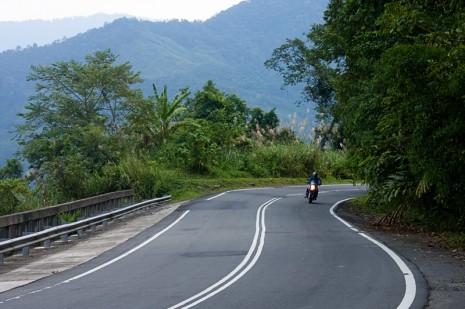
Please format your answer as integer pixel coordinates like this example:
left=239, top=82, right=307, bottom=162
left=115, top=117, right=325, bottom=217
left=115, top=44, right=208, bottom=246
left=127, top=84, right=194, bottom=148
left=0, top=178, right=31, bottom=216
left=249, top=107, right=279, bottom=130
left=263, top=108, right=280, bottom=130
left=186, top=80, right=249, bottom=126
left=267, top=0, right=465, bottom=229
left=185, top=80, right=250, bottom=151
left=157, top=119, right=220, bottom=174
left=371, top=1, right=465, bottom=228
left=152, top=84, right=191, bottom=144
left=15, top=49, right=143, bottom=200
left=248, top=107, right=285, bottom=143
left=249, top=107, right=265, bottom=127
left=0, top=158, right=23, bottom=179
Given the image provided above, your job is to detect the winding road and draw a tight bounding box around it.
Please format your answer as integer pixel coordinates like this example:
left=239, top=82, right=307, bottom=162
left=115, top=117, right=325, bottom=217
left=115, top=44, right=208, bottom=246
left=0, top=184, right=427, bottom=308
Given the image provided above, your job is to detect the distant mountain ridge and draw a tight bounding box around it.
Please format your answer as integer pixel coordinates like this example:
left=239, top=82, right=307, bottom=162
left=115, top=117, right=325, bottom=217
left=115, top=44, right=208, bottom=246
left=0, top=0, right=327, bottom=164
left=0, top=14, right=128, bottom=52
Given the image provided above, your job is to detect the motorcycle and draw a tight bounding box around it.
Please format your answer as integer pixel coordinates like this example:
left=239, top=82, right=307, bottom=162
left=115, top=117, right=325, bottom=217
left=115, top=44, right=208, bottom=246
left=307, top=180, right=318, bottom=204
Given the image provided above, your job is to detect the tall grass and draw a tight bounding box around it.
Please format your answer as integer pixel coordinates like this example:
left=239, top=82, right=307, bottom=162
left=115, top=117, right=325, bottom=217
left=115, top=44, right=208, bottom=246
left=245, top=143, right=317, bottom=177
left=117, top=156, right=167, bottom=200
left=1, top=133, right=352, bottom=216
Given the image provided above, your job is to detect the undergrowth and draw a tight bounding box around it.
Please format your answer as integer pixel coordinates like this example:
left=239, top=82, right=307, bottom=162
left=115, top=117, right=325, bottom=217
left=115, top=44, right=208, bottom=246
left=343, top=197, right=465, bottom=251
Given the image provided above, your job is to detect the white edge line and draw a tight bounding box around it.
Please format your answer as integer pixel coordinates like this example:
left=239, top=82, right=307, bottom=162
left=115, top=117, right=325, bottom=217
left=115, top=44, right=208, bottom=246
left=206, top=187, right=274, bottom=200
left=330, top=199, right=416, bottom=309
left=206, top=192, right=229, bottom=200
left=2, top=210, right=191, bottom=304
left=63, top=210, right=191, bottom=283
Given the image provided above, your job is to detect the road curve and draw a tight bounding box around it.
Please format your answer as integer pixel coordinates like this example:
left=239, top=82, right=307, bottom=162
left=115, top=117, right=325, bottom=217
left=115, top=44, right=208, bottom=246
left=0, top=184, right=427, bottom=308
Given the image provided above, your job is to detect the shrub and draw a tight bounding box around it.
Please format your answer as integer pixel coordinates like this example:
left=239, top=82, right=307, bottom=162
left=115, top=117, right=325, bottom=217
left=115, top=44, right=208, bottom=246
left=0, top=178, right=32, bottom=216
left=318, top=149, right=351, bottom=179
left=59, top=210, right=82, bottom=224
left=246, top=143, right=319, bottom=178
left=118, top=156, right=180, bottom=200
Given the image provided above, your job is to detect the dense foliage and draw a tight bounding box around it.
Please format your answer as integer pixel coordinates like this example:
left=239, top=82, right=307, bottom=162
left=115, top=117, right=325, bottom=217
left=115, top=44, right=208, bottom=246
left=0, top=49, right=349, bottom=215
left=266, top=0, right=465, bottom=231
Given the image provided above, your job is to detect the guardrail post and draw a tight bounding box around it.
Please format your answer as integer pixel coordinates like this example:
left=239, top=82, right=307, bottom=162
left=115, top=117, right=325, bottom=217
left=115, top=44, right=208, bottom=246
left=43, top=239, right=51, bottom=248
left=77, top=229, right=84, bottom=238
left=22, top=246, right=30, bottom=256
left=61, top=234, right=69, bottom=243
left=42, top=226, right=52, bottom=248
left=22, top=232, right=32, bottom=256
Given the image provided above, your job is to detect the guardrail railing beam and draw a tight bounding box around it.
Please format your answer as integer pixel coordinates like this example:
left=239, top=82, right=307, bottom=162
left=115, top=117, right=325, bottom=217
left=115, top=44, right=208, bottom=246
left=0, top=195, right=171, bottom=265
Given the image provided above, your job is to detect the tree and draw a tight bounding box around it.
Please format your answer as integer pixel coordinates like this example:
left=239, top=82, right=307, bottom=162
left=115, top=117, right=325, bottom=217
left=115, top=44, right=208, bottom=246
left=263, top=108, right=280, bottom=130
left=370, top=1, right=465, bottom=228
left=150, top=84, right=193, bottom=145
left=15, top=49, right=143, bottom=200
left=186, top=80, right=249, bottom=126
left=185, top=80, right=250, bottom=151
left=248, top=107, right=285, bottom=143
left=266, top=0, right=465, bottom=229
left=0, top=158, right=23, bottom=179
left=0, top=178, right=31, bottom=216
left=127, top=84, right=196, bottom=149
left=249, top=107, right=264, bottom=127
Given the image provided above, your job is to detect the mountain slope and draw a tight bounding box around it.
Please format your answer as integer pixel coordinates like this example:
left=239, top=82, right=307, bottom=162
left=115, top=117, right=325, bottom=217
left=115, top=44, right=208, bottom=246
left=0, top=0, right=327, bottom=164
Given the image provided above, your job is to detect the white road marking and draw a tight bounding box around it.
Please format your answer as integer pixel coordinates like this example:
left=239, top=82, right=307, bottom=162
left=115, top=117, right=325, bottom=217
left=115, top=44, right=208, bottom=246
left=330, top=199, right=416, bottom=309
left=207, top=187, right=276, bottom=200
left=206, top=192, right=229, bottom=200
left=63, top=210, right=191, bottom=283
left=1, top=210, right=191, bottom=304
left=168, top=197, right=281, bottom=309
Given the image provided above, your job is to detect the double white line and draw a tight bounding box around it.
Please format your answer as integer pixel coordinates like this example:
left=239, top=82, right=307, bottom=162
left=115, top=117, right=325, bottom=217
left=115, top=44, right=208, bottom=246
left=168, top=197, right=281, bottom=309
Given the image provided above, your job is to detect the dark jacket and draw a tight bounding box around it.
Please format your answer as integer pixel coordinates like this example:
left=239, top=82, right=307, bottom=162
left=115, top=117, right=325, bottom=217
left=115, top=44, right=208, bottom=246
left=307, top=176, right=322, bottom=186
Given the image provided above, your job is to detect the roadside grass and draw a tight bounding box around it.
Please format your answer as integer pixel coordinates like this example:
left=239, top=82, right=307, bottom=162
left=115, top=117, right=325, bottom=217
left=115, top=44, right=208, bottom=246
left=168, top=177, right=305, bottom=202
left=343, top=197, right=465, bottom=252
left=167, top=176, right=352, bottom=202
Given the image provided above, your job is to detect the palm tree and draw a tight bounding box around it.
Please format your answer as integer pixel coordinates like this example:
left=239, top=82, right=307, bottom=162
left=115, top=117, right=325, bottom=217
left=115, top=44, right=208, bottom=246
left=152, top=84, right=194, bottom=144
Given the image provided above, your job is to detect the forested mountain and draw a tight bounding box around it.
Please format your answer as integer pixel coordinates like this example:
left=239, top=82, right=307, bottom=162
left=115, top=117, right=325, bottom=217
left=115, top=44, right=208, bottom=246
left=0, top=0, right=327, bottom=164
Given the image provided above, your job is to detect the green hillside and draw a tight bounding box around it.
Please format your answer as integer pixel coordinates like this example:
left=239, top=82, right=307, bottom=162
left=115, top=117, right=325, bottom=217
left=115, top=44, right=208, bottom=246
left=0, top=0, right=327, bottom=164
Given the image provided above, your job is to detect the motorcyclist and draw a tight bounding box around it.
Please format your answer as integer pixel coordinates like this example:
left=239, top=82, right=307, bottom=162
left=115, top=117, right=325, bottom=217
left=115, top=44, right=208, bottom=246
left=305, top=171, right=322, bottom=199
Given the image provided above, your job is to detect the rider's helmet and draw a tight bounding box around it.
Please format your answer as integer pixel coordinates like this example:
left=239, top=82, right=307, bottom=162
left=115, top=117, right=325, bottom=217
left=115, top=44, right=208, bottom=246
left=312, top=171, right=318, bottom=178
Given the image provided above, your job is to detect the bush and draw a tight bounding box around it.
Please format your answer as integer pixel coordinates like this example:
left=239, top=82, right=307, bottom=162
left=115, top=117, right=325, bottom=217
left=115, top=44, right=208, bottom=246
left=0, top=178, right=32, bottom=216
left=318, top=149, right=351, bottom=179
left=59, top=210, right=82, bottom=224
left=118, top=156, right=181, bottom=200
left=246, top=143, right=319, bottom=177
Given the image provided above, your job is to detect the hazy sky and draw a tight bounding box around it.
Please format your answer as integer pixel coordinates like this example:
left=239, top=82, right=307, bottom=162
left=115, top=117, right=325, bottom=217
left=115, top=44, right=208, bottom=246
left=0, top=0, right=245, bottom=22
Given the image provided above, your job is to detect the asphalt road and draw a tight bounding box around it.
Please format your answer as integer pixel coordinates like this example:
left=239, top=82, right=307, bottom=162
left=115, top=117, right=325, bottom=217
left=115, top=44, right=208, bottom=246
left=0, top=184, right=427, bottom=308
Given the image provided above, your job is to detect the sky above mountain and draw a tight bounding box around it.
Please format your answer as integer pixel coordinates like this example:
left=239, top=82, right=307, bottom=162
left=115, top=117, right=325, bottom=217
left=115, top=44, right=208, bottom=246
left=0, top=0, right=244, bottom=22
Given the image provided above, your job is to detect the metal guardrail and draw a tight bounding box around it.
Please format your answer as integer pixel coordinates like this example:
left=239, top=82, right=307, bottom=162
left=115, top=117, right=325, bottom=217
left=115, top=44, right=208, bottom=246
left=0, top=195, right=171, bottom=265
left=0, top=190, right=135, bottom=239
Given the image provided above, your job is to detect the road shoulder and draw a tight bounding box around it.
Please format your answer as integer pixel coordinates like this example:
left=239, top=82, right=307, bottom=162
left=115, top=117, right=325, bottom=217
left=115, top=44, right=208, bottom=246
left=336, top=202, right=465, bottom=309
left=0, top=202, right=185, bottom=293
